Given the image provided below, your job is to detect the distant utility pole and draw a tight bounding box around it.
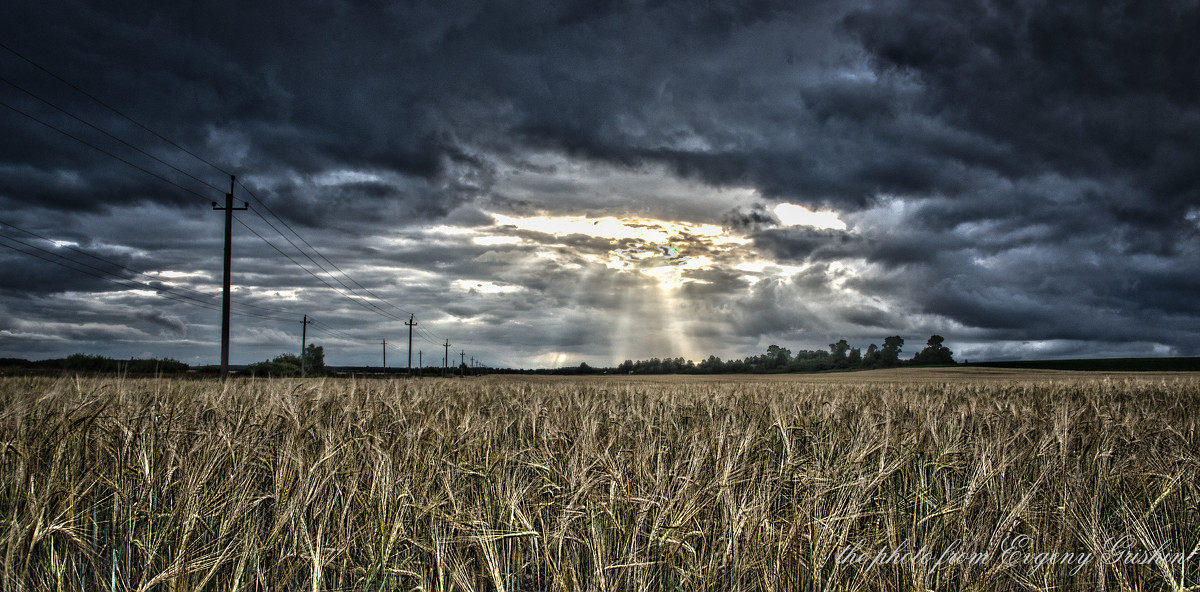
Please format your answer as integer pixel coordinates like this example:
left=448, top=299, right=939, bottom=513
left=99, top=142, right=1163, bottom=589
left=300, top=314, right=312, bottom=377
left=418, top=350, right=423, bottom=378
left=381, top=339, right=387, bottom=371
left=213, top=175, right=248, bottom=381
left=405, top=314, right=416, bottom=376
left=460, top=350, right=466, bottom=376
left=443, top=339, right=450, bottom=377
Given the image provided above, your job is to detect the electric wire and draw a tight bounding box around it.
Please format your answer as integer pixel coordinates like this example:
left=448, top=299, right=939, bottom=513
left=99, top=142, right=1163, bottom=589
left=235, top=217, right=412, bottom=324
left=235, top=183, right=456, bottom=343
left=0, top=236, right=289, bottom=323
left=0, top=218, right=217, bottom=302
left=0, top=98, right=216, bottom=205
left=415, top=322, right=444, bottom=343
left=0, top=218, right=302, bottom=319
left=415, top=317, right=448, bottom=343
left=303, top=323, right=357, bottom=344
left=0, top=237, right=220, bottom=313
left=0, top=40, right=234, bottom=178
left=307, top=318, right=361, bottom=343
left=236, top=179, right=416, bottom=317
left=0, top=233, right=219, bottom=310
left=0, top=75, right=227, bottom=194
left=244, top=206, right=409, bottom=323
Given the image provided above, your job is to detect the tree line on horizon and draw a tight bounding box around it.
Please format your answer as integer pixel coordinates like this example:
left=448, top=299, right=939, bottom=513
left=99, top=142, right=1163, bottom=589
left=0, top=353, right=191, bottom=375
left=527, top=335, right=956, bottom=375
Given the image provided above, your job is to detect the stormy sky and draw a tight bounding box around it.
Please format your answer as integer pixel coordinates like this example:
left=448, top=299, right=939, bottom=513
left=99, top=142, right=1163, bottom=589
left=1, top=0, right=1198, bottom=368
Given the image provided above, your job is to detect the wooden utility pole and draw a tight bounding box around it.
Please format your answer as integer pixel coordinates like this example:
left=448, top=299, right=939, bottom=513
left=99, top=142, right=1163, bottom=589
left=300, top=314, right=312, bottom=377
left=443, top=339, right=450, bottom=377
left=418, top=350, right=423, bottom=378
left=381, top=339, right=387, bottom=371
left=212, top=175, right=248, bottom=381
left=405, top=314, right=416, bottom=376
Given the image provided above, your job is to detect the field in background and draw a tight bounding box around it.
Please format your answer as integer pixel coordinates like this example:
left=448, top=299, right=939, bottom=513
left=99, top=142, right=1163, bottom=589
left=963, top=357, right=1200, bottom=373
left=2, top=370, right=1198, bottom=590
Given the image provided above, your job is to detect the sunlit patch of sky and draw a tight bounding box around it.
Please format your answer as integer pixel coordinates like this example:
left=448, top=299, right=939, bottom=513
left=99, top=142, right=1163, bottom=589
left=153, top=270, right=207, bottom=279
left=488, top=213, right=757, bottom=289
left=263, top=289, right=301, bottom=300
left=773, top=203, right=847, bottom=230
left=490, top=213, right=729, bottom=243
left=452, top=279, right=522, bottom=294
left=312, top=169, right=384, bottom=186
left=472, top=235, right=522, bottom=246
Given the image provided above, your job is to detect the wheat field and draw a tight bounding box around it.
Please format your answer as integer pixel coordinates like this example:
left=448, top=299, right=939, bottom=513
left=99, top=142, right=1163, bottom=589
left=1, top=370, right=1198, bottom=591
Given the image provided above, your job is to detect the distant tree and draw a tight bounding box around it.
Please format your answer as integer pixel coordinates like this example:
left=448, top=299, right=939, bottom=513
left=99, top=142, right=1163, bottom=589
left=829, top=339, right=850, bottom=367
left=765, top=345, right=792, bottom=370
left=912, top=335, right=956, bottom=365
left=880, top=336, right=905, bottom=367
left=863, top=344, right=880, bottom=366
left=848, top=347, right=862, bottom=366
left=302, top=344, right=325, bottom=376
left=64, top=353, right=112, bottom=373
left=247, top=352, right=304, bottom=377
left=60, top=354, right=189, bottom=374
left=698, top=355, right=723, bottom=374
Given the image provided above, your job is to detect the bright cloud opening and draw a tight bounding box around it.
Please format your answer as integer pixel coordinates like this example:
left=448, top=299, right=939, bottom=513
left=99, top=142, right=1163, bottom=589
left=472, top=235, right=522, bottom=246
left=773, top=203, right=848, bottom=230
left=489, top=213, right=747, bottom=289
left=453, top=279, right=522, bottom=294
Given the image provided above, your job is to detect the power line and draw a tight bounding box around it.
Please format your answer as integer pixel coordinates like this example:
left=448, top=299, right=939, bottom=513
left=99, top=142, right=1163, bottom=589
left=0, top=75, right=227, bottom=194
left=0, top=217, right=307, bottom=320
left=415, top=321, right=446, bottom=344
left=243, top=207, right=408, bottom=323
left=235, top=179, right=416, bottom=318
left=0, top=98, right=216, bottom=205
left=234, top=183, right=457, bottom=342
left=0, top=218, right=216, bottom=302
left=307, top=318, right=360, bottom=343
left=0, top=235, right=288, bottom=323
left=235, top=217, right=411, bottom=323
left=0, top=235, right=220, bottom=311
left=0, top=40, right=233, bottom=178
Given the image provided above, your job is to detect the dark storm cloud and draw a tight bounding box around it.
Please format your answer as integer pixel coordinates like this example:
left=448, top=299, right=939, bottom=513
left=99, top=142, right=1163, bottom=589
left=844, top=0, right=1200, bottom=216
